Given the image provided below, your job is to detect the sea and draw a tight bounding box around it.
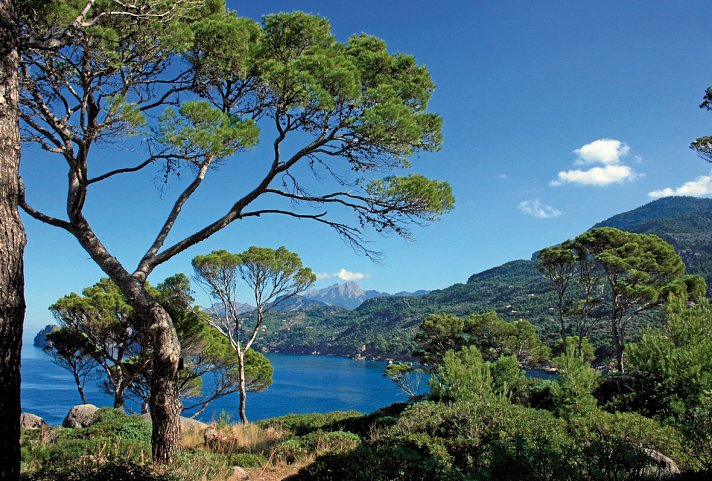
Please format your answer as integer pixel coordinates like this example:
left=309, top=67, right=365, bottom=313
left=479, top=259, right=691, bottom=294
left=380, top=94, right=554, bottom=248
left=22, top=339, right=556, bottom=426
left=21, top=340, right=410, bottom=425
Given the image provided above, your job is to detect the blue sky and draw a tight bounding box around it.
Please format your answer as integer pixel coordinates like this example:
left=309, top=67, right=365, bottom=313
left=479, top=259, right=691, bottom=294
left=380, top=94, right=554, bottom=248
left=20, top=0, right=712, bottom=332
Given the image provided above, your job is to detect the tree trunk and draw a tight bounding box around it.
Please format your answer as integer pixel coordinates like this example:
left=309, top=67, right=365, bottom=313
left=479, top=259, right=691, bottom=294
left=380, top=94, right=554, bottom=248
left=0, top=1, right=26, bottom=479
left=73, top=371, right=88, bottom=404
left=149, top=312, right=182, bottom=463
left=123, top=290, right=181, bottom=463
left=69, top=222, right=182, bottom=463
left=237, top=350, right=247, bottom=424
left=114, top=388, right=125, bottom=410
left=612, top=318, right=625, bottom=373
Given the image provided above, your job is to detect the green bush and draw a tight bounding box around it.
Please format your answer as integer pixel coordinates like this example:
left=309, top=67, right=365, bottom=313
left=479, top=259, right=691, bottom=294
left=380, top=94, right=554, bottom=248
left=567, top=409, right=684, bottom=480
left=429, top=346, right=497, bottom=403
left=301, top=430, right=361, bottom=454
left=271, top=438, right=307, bottom=464
left=295, top=443, right=466, bottom=481
left=21, top=460, right=173, bottom=481
left=526, top=379, right=558, bottom=411
left=257, top=411, right=362, bottom=436
left=21, top=408, right=152, bottom=475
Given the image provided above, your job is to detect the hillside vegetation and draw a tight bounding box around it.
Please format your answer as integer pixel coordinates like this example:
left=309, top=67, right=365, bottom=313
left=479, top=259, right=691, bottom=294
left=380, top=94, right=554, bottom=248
left=255, top=197, right=712, bottom=359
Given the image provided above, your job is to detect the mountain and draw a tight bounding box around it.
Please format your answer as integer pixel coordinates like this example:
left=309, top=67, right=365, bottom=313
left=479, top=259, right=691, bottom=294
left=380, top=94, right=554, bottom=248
left=33, top=324, right=59, bottom=348
left=255, top=197, right=712, bottom=360
left=301, top=281, right=430, bottom=310
left=208, top=301, right=255, bottom=316
left=302, top=282, right=388, bottom=310
left=594, top=196, right=712, bottom=286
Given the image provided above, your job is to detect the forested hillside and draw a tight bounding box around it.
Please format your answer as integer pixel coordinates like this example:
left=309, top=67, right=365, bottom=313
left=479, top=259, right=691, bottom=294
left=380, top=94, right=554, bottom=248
left=255, top=196, right=712, bottom=359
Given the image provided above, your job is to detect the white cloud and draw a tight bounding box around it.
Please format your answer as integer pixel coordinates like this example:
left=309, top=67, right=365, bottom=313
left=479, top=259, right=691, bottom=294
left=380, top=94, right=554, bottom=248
left=552, top=138, right=640, bottom=187
left=497, top=174, right=509, bottom=180
left=648, top=173, right=712, bottom=199
left=316, top=269, right=369, bottom=281
left=551, top=165, right=637, bottom=187
left=573, top=138, right=630, bottom=165
left=518, top=199, right=562, bottom=219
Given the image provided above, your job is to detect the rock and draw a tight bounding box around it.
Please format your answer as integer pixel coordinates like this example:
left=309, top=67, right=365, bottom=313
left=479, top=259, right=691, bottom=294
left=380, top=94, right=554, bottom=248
left=20, top=412, right=49, bottom=430
left=204, top=426, right=221, bottom=446
left=63, top=404, right=99, bottom=428
left=33, top=324, right=59, bottom=348
left=231, top=466, right=249, bottom=480
left=644, top=448, right=681, bottom=475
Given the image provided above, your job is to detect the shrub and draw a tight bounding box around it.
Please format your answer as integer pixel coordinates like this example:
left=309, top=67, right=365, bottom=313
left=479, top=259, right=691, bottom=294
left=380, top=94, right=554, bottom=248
left=552, top=349, right=600, bottom=416
left=301, top=430, right=361, bottom=455
left=21, top=460, right=172, bottom=481
left=257, top=411, right=362, bottom=436
left=270, top=438, right=307, bottom=464
left=567, top=409, right=684, bottom=480
left=294, top=443, right=466, bottom=481
left=429, top=346, right=496, bottom=403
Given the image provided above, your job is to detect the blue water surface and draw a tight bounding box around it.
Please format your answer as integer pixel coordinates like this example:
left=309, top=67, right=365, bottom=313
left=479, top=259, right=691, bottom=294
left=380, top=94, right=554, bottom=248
left=21, top=341, right=408, bottom=425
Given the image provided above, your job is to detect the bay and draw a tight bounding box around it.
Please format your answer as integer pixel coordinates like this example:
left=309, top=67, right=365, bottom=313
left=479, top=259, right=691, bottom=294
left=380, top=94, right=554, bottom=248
left=20, top=344, right=408, bottom=426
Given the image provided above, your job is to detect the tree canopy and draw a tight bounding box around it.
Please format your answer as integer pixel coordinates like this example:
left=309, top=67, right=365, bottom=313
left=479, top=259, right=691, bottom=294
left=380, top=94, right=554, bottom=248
left=539, top=227, right=706, bottom=372
left=15, top=2, right=453, bottom=461
left=193, top=246, right=314, bottom=423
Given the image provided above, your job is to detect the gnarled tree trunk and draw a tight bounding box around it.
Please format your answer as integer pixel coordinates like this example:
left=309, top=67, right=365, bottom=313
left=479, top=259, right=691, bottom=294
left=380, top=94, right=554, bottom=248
left=0, top=1, right=26, bottom=479
left=118, top=279, right=181, bottom=464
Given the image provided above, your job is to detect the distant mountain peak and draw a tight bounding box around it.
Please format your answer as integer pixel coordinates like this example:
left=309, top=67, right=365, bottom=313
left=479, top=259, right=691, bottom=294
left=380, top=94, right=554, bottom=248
left=302, top=281, right=428, bottom=310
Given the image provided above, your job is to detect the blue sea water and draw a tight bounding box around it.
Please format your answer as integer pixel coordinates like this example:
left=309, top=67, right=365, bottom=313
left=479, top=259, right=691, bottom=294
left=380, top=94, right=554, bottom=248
left=22, top=340, right=555, bottom=426
left=21, top=342, right=409, bottom=425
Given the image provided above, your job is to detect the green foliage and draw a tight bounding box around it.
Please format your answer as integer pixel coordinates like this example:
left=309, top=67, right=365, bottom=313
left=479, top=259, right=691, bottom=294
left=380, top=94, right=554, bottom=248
left=238, top=246, right=317, bottom=305
left=490, top=355, right=529, bottom=403
left=467, top=313, right=550, bottom=363
left=414, top=314, right=466, bottom=367
left=415, top=311, right=549, bottom=373
left=300, top=431, right=362, bottom=455
left=257, top=411, right=363, bottom=437
left=628, top=296, right=712, bottom=422
left=551, top=350, right=600, bottom=416
left=295, top=443, right=466, bottom=481
left=365, top=175, right=454, bottom=222
left=21, top=409, right=152, bottom=474
left=271, top=438, right=308, bottom=464
left=553, top=336, right=596, bottom=363
left=567, top=410, right=683, bottom=480
left=21, top=460, right=173, bottom=481
left=429, top=346, right=497, bottom=403
left=158, top=100, right=259, bottom=161
left=301, top=400, right=683, bottom=481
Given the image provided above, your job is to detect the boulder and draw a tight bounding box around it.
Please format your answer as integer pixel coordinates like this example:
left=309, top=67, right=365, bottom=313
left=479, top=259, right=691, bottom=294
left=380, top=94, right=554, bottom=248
left=62, top=404, right=99, bottom=428
left=20, top=412, right=49, bottom=430
left=204, top=426, right=221, bottom=446
left=231, top=466, right=249, bottom=480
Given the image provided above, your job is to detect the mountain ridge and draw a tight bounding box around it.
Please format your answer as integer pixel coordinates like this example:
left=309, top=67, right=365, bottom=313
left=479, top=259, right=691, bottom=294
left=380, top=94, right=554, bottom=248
left=256, top=196, right=712, bottom=360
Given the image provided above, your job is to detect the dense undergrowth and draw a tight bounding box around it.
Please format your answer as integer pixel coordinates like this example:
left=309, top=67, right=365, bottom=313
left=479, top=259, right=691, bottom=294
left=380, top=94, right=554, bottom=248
left=19, top=395, right=712, bottom=481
